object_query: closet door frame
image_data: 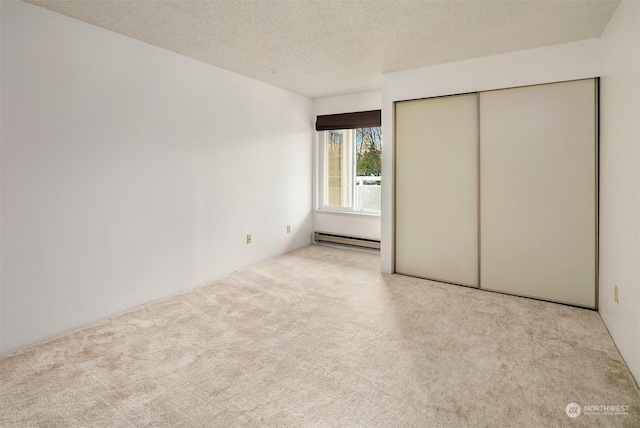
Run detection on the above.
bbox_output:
[393,78,599,309]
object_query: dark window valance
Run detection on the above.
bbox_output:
[315,110,381,131]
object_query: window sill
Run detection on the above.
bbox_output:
[315,209,381,218]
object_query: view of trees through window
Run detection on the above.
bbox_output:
[356,127,382,177]
[323,127,381,212]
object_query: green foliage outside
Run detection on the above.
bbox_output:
[356,127,382,177]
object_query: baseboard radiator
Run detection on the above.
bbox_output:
[313,232,380,250]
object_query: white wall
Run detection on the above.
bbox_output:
[313,91,381,240]
[0,1,312,354]
[381,38,601,273]
[599,0,640,384]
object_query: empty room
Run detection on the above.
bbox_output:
[1,0,639,426]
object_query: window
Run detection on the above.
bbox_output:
[319,126,382,213]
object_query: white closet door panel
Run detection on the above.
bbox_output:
[395,93,478,287]
[480,79,596,307]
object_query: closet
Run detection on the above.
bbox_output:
[394,79,597,308]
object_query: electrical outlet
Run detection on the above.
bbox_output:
[246,234,252,244]
[614,285,618,304]
[286,225,291,233]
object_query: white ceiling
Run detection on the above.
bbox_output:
[24,0,620,98]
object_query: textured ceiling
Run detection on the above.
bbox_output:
[24,0,620,98]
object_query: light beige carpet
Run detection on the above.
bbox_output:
[1,244,638,427]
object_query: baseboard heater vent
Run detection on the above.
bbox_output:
[314,232,380,250]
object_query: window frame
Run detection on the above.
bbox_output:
[316,127,381,215]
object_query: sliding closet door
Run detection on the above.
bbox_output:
[480,79,596,307]
[395,94,478,287]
